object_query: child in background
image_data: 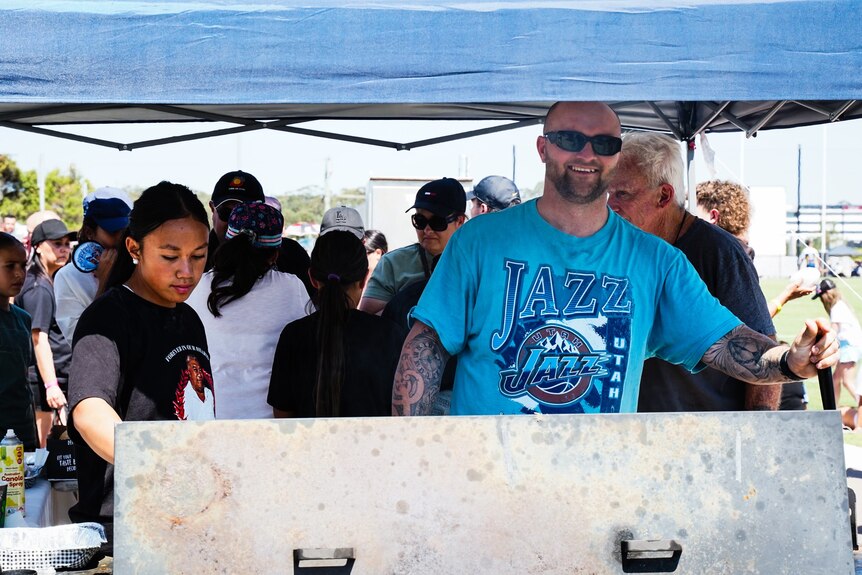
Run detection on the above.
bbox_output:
[812,278,862,406]
[0,232,38,450]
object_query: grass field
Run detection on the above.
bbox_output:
[761,276,862,446]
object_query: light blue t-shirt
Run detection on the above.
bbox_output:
[412,200,741,415]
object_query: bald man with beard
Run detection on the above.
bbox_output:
[391,101,838,417]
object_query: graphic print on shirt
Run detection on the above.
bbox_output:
[168,349,216,420]
[492,259,632,414]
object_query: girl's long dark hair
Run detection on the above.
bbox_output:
[309,231,368,417]
[207,234,277,317]
[106,181,209,290]
[27,242,50,281]
[363,229,388,254]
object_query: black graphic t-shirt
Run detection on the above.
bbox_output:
[67,286,214,547]
[268,309,406,417]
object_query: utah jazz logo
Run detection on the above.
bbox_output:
[499,325,609,407]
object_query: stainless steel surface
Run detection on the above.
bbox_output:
[114,412,853,574]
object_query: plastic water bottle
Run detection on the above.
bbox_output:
[0,429,25,516]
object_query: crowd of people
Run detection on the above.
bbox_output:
[0,100,845,555]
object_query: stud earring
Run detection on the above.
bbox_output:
[132,258,139,265]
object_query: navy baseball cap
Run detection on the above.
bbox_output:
[406,178,467,217]
[212,171,265,208]
[83,187,133,233]
[467,176,521,211]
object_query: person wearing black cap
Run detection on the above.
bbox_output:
[206,170,313,297]
[468,175,521,218]
[14,218,76,446]
[358,177,467,315]
[393,101,839,418]
[813,278,862,405]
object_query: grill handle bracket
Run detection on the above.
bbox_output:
[620,539,682,573]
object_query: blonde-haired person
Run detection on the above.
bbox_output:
[695,179,813,318]
[812,279,862,406]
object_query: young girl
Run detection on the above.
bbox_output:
[14,218,75,446]
[67,181,213,553]
[187,202,309,418]
[0,232,38,450]
[268,230,406,417]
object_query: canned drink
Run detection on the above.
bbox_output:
[72,241,105,273]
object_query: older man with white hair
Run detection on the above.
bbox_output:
[606,131,781,411]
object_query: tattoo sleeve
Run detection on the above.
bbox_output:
[701,324,791,384]
[392,322,450,416]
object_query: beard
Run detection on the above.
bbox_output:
[545,161,608,205]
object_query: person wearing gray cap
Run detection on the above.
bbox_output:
[467,175,521,218]
[358,178,466,315]
[320,206,365,240]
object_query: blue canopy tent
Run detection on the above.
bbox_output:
[2,0,861,154]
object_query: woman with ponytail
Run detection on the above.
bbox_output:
[67,181,213,555]
[186,202,309,418]
[268,230,406,417]
[14,218,75,446]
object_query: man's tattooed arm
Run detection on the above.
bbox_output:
[701,324,789,384]
[392,321,450,416]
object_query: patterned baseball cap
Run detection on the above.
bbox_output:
[224,202,284,249]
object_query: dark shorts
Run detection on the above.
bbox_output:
[28,366,69,412]
[779,381,807,411]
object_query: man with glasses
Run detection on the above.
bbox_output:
[358,178,466,315]
[605,131,780,412]
[206,170,313,296]
[392,101,838,417]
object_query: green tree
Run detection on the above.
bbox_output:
[279,193,325,225]
[0,155,91,227]
[333,187,365,205]
[0,154,39,219]
[43,166,90,228]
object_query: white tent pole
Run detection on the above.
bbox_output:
[686,139,695,210]
[38,153,45,212]
[821,125,828,255]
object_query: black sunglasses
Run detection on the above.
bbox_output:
[216,201,240,222]
[544,130,622,156]
[411,213,460,232]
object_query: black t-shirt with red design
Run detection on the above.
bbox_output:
[67,285,214,551]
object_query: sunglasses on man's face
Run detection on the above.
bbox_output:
[411,213,459,232]
[216,201,240,222]
[544,130,623,156]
